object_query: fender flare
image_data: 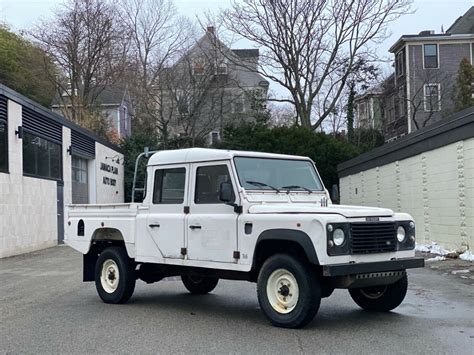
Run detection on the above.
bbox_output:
[253,229,319,266]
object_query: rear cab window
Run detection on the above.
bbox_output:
[153,167,186,204]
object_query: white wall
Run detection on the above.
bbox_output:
[340,138,474,251]
[0,100,58,258]
[95,142,124,204]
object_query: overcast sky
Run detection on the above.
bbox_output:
[0,0,472,96]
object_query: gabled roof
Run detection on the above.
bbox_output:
[446,6,474,34]
[51,84,129,107]
[389,6,474,53]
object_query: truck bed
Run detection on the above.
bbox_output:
[65,203,142,257]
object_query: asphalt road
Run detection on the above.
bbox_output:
[1,246,473,354]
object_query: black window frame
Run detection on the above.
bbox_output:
[194,164,235,204]
[423,44,438,69]
[22,131,63,181]
[0,117,7,174]
[152,167,186,205]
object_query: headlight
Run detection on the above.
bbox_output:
[333,228,345,246]
[397,226,406,242]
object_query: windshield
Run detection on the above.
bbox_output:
[234,157,323,191]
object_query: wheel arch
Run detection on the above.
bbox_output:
[251,229,319,277]
[83,228,130,282]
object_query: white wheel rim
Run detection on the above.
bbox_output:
[266,268,299,314]
[100,259,120,294]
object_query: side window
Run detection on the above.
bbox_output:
[195,164,234,204]
[153,168,186,204]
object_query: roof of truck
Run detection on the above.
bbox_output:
[147,148,310,166]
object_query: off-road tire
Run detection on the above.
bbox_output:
[257,254,321,329]
[181,275,219,294]
[349,275,408,312]
[95,247,136,304]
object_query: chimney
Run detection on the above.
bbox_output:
[206,26,215,34]
[419,30,435,36]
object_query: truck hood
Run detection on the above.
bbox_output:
[247,204,394,218]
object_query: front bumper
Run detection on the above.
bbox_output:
[321,257,425,277]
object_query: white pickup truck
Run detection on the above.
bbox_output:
[65,148,424,328]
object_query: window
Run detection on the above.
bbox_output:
[0,118,7,173]
[423,44,438,69]
[215,58,228,75]
[398,85,405,117]
[176,90,189,116]
[195,165,234,204]
[193,59,205,75]
[395,50,404,77]
[210,131,220,145]
[424,84,441,112]
[72,156,88,184]
[232,95,245,114]
[153,168,186,204]
[23,132,62,180]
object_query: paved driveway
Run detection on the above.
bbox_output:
[1,246,473,354]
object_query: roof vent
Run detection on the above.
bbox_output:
[419,30,435,35]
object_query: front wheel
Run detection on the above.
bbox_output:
[257,254,321,328]
[181,275,219,294]
[349,275,408,312]
[95,247,136,304]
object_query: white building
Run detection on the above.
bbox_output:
[0,84,125,258]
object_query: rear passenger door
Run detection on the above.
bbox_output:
[186,161,239,263]
[146,165,188,259]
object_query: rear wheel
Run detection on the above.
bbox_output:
[95,247,136,304]
[349,275,408,312]
[257,254,321,328]
[181,275,219,294]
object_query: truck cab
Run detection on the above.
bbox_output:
[65,148,424,328]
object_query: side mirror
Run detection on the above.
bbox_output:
[219,182,234,203]
[331,184,340,204]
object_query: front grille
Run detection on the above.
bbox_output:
[350,222,397,254]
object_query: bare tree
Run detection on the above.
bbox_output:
[219,0,411,130]
[31,0,128,128]
[118,0,192,135]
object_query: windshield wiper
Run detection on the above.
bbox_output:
[246,180,280,192]
[282,185,313,194]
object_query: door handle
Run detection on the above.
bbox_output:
[149,224,160,228]
[189,225,202,230]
